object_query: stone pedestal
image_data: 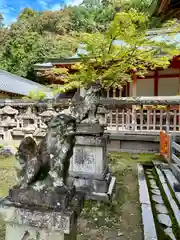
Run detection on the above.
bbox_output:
[0,188,84,240]
[5,223,76,240]
[69,123,116,201]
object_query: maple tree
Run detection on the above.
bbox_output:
[51,10,180,93]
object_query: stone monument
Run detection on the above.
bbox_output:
[67,83,116,201]
[1,110,85,240]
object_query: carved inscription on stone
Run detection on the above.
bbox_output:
[70,146,104,174]
[72,147,95,173]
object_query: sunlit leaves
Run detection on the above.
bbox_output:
[60,9,180,92]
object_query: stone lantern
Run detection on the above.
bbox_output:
[39,105,57,128]
[0,106,18,142]
[16,107,39,137]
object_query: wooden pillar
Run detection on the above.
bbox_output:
[132,72,137,130]
[132,72,137,97]
[154,70,159,96]
[127,83,130,97]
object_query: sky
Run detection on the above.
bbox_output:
[0,0,83,25]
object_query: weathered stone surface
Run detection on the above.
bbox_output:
[155,167,166,183]
[164,228,176,240]
[155,204,168,214]
[75,135,107,147]
[152,195,164,204]
[148,175,155,179]
[141,204,157,240]
[76,123,104,135]
[149,179,157,186]
[170,163,180,183]
[8,186,75,210]
[3,192,84,235]
[156,167,180,226]
[157,214,172,227]
[92,176,111,193]
[70,144,106,178]
[14,113,77,192]
[5,207,72,234]
[151,189,161,195]
[163,169,180,205]
[5,223,77,240]
[150,185,159,190]
[69,122,116,201]
[71,174,116,201]
[137,165,151,204]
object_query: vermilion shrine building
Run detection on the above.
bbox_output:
[34,54,180,99]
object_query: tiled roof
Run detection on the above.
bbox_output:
[0,70,53,99]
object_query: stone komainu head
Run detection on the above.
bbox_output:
[47,113,77,141]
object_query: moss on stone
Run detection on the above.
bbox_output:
[152,167,180,240]
[144,167,171,240]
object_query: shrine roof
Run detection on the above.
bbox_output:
[0,70,53,99]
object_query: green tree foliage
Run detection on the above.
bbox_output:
[0,13,8,59]
[70,0,115,32]
[0,8,78,79]
[117,0,153,12]
[0,2,116,79]
[56,10,180,91]
[23,90,46,100]
[0,0,176,81]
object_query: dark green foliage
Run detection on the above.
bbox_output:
[58,10,180,92]
[0,0,177,81]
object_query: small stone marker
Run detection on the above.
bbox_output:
[157,214,172,227]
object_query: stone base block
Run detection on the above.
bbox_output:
[1,191,85,240]
[8,186,75,210]
[70,174,116,202]
[5,223,77,240]
[69,166,109,181]
[76,123,104,135]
